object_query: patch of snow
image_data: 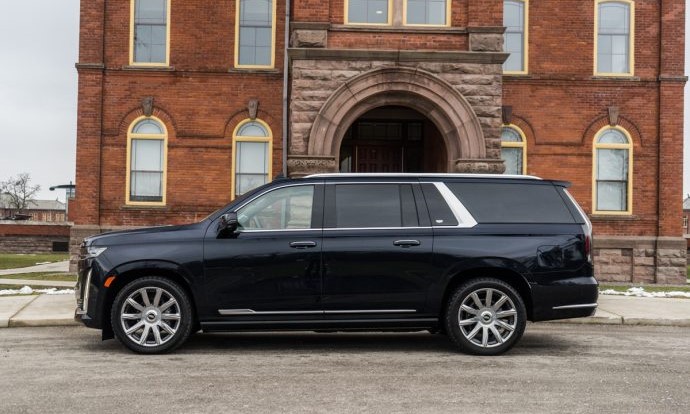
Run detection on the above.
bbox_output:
[0,286,74,296]
[34,262,51,265]
[600,287,690,299]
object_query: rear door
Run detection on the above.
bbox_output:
[321,181,435,318]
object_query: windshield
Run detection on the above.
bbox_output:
[201,181,287,222]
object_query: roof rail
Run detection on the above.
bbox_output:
[305,173,542,180]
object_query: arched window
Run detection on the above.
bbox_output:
[501,125,527,175]
[232,119,273,198]
[593,127,633,214]
[126,117,168,205]
[503,0,529,74]
[595,0,634,76]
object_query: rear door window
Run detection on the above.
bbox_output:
[446,182,576,224]
[327,184,418,228]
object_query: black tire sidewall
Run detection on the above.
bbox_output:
[445,278,527,356]
[111,277,194,354]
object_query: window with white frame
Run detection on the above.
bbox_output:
[132,0,169,65]
[503,0,527,73]
[128,118,167,204]
[596,1,633,75]
[233,120,272,197]
[501,126,526,175]
[236,0,275,67]
[405,0,448,26]
[594,128,632,213]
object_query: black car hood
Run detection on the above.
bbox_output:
[85,222,205,246]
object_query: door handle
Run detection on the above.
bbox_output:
[393,240,421,248]
[290,241,317,249]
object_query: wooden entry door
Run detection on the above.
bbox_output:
[356,146,402,172]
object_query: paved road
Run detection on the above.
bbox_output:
[0,324,688,413]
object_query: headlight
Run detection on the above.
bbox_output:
[86,246,107,258]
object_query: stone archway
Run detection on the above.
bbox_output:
[288,67,503,176]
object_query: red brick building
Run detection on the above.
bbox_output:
[72,0,686,283]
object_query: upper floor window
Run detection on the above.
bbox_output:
[596,0,634,76]
[130,0,170,66]
[503,0,528,74]
[127,117,168,205]
[593,127,632,214]
[235,0,276,68]
[346,0,392,25]
[232,120,273,198]
[405,0,449,26]
[501,126,527,175]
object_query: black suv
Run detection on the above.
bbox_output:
[75,174,597,355]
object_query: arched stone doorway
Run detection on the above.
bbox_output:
[339,106,447,173]
[287,67,505,176]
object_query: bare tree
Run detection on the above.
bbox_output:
[1,173,41,216]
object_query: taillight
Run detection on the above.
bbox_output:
[583,226,592,263]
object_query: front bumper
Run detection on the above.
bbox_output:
[74,258,105,329]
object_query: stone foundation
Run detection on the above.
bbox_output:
[593,236,687,284]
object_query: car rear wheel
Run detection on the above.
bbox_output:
[111,277,193,354]
[445,278,526,356]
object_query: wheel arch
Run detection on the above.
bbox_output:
[440,266,534,325]
[100,261,199,340]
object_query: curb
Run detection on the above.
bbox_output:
[9,318,79,328]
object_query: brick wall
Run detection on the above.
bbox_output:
[0,221,71,254]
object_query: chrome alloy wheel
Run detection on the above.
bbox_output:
[119,287,181,347]
[457,288,518,348]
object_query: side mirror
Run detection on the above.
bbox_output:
[218,212,239,237]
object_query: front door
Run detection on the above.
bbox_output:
[321,182,435,319]
[202,184,323,320]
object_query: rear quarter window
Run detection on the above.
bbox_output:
[446,182,576,224]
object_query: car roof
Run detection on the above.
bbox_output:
[305,173,542,180]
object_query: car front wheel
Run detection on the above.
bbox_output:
[111,277,193,354]
[445,278,527,356]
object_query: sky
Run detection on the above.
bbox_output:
[0,1,689,203]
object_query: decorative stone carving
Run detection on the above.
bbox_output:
[453,159,506,174]
[287,155,337,177]
[502,106,513,125]
[608,106,620,126]
[248,99,259,120]
[290,29,327,48]
[141,96,154,117]
[469,33,504,52]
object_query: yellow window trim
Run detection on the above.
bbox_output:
[501,124,527,175]
[129,0,172,67]
[502,0,529,76]
[592,125,633,215]
[125,116,168,207]
[593,0,635,77]
[234,0,278,69]
[344,0,393,26]
[231,119,274,200]
[402,0,451,27]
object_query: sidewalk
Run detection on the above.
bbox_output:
[0,260,70,276]
[0,278,75,288]
[0,294,688,329]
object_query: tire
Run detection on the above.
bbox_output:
[444,278,527,356]
[111,277,194,354]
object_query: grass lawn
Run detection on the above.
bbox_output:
[599,284,690,294]
[0,253,69,270]
[0,272,77,282]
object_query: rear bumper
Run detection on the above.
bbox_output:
[530,276,599,322]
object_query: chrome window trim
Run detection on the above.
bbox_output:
[219,309,417,316]
[552,303,598,310]
[432,182,478,228]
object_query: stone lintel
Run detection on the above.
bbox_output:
[287,155,337,177]
[288,48,509,64]
[290,29,328,48]
[453,159,505,174]
[328,24,468,35]
[593,236,687,250]
[469,33,504,52]
[291,22,330,31]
